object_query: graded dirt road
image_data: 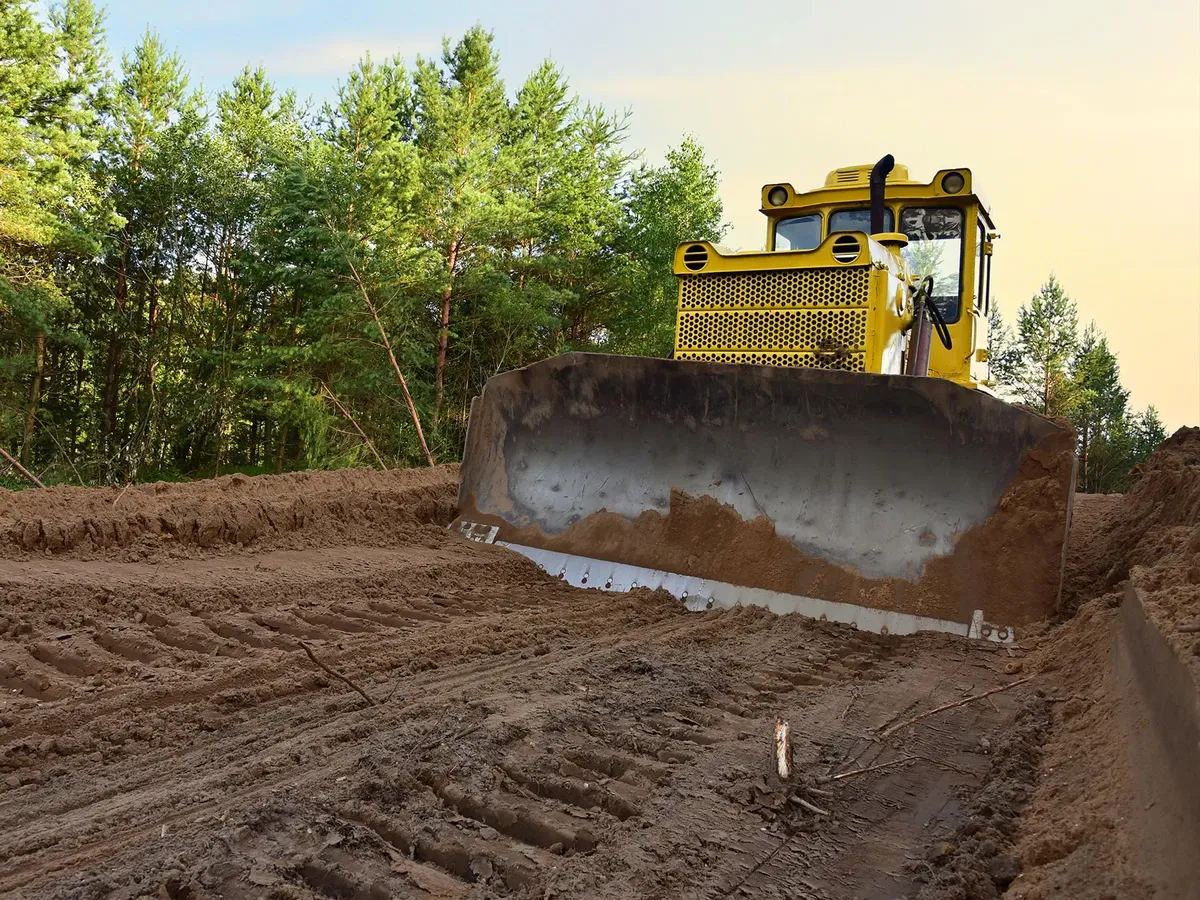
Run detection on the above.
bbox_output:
[0,466,1046,899]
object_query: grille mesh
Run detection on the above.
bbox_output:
[674,350,865,372]
[677,308,867,352]
[678,267,869,310]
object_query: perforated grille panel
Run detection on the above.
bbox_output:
[674,263,871,371]
[678,267,869,310]
[677,308,867,352]
[675,350,865,372]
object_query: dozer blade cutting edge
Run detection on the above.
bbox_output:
[452,353,1077,642]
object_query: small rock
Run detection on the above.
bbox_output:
[989,853,1021,888]
[925,841,954,862]
[469,856,494,880]
[548,842,565,855]
[575,828,597,852]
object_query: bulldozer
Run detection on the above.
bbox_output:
[452,156,1077,642]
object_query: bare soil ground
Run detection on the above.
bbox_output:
[1,431,1196,899]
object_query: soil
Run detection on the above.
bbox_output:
[1,428,1196,899]
[2,465,1043,899]
[462,430,1076,628]
[1007,427,1200,900]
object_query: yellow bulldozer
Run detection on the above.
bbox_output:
[453,156,1077,642]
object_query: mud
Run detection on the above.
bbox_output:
[1,424,1196,899]
[1,465,1047,899]
[463,429,1076,628]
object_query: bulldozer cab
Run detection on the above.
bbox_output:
[754,164,996,388]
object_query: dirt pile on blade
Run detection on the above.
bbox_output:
[0,464,459,559]
[473,428,1076,626]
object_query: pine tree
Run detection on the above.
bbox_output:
[609,137,726,356]
[0,0,110,469]
[1012,275,1079,416]
[1125,406,1167,472]
[92,29,189,477]
[985,300,1021,389]
[1070,323,1129,491]
[412,27,515,424]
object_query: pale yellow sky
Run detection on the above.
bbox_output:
[133,0,1200,428]
[574,1,1200,429]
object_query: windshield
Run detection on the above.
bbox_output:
[900,207,964,323]
[775,214,821,251]
[830,207,893,234]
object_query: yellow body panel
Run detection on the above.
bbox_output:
[673,235,911,375]
[674,163,996,390]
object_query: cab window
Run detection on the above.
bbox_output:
[775,213,821,251]
[900,207,964,323]
[830,207,893,234]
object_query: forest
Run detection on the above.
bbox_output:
[0,0,1164,492]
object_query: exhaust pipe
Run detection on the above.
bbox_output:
[869,154,895,235]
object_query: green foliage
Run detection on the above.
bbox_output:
[1011,275,1079,417]
[988,278,1167,493]
[607,137,727,357]
[985,300,1021,387]
[0,19,726,484]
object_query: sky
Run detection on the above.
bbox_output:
[100,0,1200,429]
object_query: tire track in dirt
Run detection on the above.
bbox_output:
[0,467,1037,899]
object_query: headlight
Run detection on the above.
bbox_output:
[767,186,788,207]
[941,172,965,194]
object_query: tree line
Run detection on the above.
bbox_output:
[1,1,1166,492]
[1,2,725,483]
[988,276,1166,493]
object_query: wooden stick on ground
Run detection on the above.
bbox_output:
[789,795,829,816]
[877,676,1035,739]
[819,755,921,784]
[298,641,376,706]
[0,447,46,488]
[320,381,388,471]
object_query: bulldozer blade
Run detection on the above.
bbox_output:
[454,353,1077,639]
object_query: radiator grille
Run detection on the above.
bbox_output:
[678,266,869,310]
[674,350,865,372]
[677,308,868,352]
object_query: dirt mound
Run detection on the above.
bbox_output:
[1008,427,1200,899]
[1061,426,1200,678]
[0,465,459,559]
[1066,427,1200,601]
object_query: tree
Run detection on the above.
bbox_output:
[91,28,189,477]
[1011,275,1079,416]
[1087,406,1168,493]
[412,26,516,424]
[607,137,726,356]
[1125,406,1167,471]
[0,0,111,468]
[985,300,1021,389]
[1070,323,1129,492]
